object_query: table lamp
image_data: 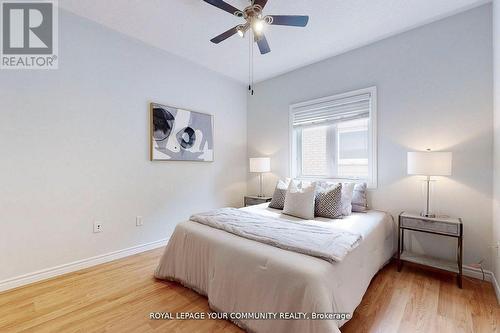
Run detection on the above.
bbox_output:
[407,150,452,218]
[249,157,271,197]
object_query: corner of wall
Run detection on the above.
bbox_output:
[493,0,500,293]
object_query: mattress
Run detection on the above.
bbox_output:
[155,203,395,333]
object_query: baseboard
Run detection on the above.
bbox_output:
[462,265,492,281]
[463,265,500,304]
[0,238,168,293]
[490,271,500,305]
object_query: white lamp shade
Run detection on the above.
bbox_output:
[407,151,452,176]
[249,157,271,173]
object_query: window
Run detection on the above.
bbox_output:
[290,87,377,188]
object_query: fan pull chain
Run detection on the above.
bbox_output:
[252,33,255,95]
[248,29,254,96]
[251,36,254,96]
[248,29,252,94]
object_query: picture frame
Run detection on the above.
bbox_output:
[150,102,214,162]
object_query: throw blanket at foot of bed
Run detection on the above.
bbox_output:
[190,208,362,263]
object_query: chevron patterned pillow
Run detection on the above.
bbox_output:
[314,183,343,219]
[269,179,289,210]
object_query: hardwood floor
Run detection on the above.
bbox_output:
[342,263,499,333]
[0,247,498,333]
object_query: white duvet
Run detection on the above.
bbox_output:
[155,204,395,333]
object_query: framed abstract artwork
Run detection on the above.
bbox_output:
[150,103,214,161]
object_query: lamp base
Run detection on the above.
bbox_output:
[421,176,435,218]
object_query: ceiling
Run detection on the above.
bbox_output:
[59,0,489,83]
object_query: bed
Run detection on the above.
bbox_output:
[155,203,395,333]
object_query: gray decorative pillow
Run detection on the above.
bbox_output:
[315,183,343,219]
[352,183,368,212]
[268,179,289,210]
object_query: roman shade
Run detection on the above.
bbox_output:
[292,93,371,127]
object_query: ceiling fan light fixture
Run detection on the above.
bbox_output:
[203,0,309,94]
[237,26,245,37]
[253,19,264,34]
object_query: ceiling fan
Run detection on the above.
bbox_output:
[204,0,309,55]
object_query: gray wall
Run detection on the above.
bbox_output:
[494,0,500,281]
[0,10,247,281]
[248,5,493,268]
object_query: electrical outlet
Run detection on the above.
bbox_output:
[93,221,103,233]
[136,216,143,226]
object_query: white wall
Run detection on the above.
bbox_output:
[0,10,247,282]
[493,0,500,280]
[248,5,493,268]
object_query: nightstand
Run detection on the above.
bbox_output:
[244,196,272,207]
[397,212,463,288]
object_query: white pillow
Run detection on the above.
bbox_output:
[268,178,301,210]
[283,181,317,220]
[341,183,355,216]
[352,182,368,212]
[317,181,355,216]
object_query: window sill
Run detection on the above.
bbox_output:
[295,176,377,189]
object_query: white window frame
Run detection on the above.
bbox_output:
[289,87,378,188]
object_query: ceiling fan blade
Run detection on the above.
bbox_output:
[203,0,241,16]
[256,34,271,54]
[253,0,268,9]
[210,26,239,44]
[268,15,309,27]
